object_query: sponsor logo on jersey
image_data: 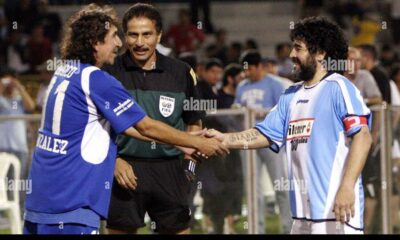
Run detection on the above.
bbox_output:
[287,118,314,140]
[113,99,134,116]
[159,95,175,117]
[287,118,315,151]
[296,99,309,104]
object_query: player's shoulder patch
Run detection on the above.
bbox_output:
[189,68,197,86]
[284,81,302,94]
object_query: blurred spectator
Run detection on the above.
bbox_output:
[358,43,394,234]
[216,64,245,234]
[0,6,7,40]
[0,69,35,213]
[350,12,381,46]
[328,1,364,29]
[190,0,214,34]
[204,44,217,59]
[393,65,400,90]
[26,22,53,72]
[300,0,323,18]
[198,63,245,234]
[165,8,205,55]
[37,0,62,53]
[0,7,7,66]
[275,42,294,80]
[218,63,244,108]
[261,57,293,90]
[195,58,207,81]
[235,50,284,109]
[226,42,242,65]
[195,58,225,233]
[205,29,228,65]
[388,64,400,234]
[380,44,400,75]
[4,0,39,34]
[197,58,223,97]
[345,48,382,182]
[178,51,197,70]
[234,50,292,233]
[6,29,29,74]
[345,47,382,106]
[358,44,392,104]
[35,61,53,112]
[389,0,400,45]
[244,38,258,51]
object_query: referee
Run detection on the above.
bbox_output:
[103,3,205,234]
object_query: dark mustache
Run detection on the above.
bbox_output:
[133,47,149,51]
[292,57,300,64]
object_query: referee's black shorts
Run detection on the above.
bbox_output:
[106,156,192,232]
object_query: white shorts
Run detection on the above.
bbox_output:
[290,219,363,234]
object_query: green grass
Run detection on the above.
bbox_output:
[0,229,10,234]
[126,214,282,234]
[0,214,282,235]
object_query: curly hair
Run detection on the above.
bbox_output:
[60,4,119,65]
[290,17,348,66]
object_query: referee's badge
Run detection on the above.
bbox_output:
[159,95,175,117]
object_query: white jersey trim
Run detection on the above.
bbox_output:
[80,66,111,165]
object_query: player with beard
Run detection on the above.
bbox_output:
[205,17,372,234]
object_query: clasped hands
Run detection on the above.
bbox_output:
[178,128,227,163]
[114,128,227,190]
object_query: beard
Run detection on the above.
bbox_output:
[292,55,317,82]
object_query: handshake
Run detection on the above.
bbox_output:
[178,128,227,182]
[178,128,228,163]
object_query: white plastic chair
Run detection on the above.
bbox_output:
[0,152,22,234]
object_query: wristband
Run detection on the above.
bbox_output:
[184,159,197,182]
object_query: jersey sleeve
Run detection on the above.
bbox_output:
[182,67,206,124]
[333,79,371,137]
[254,93,288,153]
[273,80,285,106]
[89,70,146,134]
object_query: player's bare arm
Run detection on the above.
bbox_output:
[126,116,229,157]
[117,120,211,190]
[334,126,372,223]
[123,125,206,156]
[206,128,270,149]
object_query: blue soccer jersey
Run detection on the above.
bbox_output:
[25,63,146,226]
[255,72,371,230]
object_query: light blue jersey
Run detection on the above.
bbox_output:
[25,63,146,227]
[234,75,284,110]
[255,72,371,230]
